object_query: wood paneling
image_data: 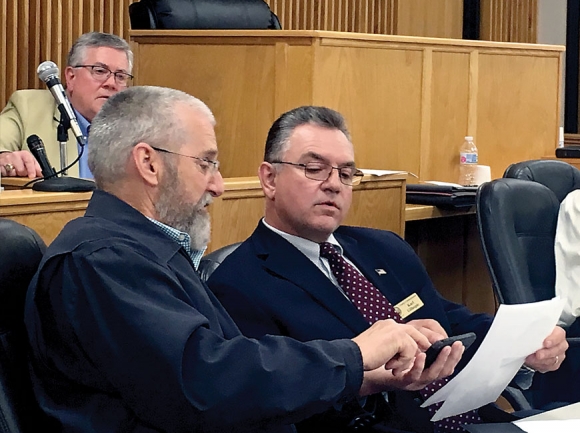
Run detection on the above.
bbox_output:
[265,0,397,34]
[265,0,463,38]
[0,0,137,107]
[396,0,463,39]
[1,0,540,107]
[0,189,91,244]
[132,31,563,182]
[480,0,538,43]
[208,175,406,252]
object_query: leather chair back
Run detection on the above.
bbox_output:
[198,243,241,282]
[129,0,281,30]
[504,159,580,203]
[476,178,559,305]
[0,219,50,432]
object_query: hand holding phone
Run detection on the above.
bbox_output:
[424,332,476,368]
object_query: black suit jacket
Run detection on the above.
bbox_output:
[208,222,495,432]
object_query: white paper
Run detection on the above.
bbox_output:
[421,297,565,422]
[514,420,580,433]
[359,169,417,178]
[423,180,464,188]
[515,401,580,422]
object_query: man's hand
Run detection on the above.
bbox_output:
[0,150,42,178]
[525,326,568,373]
[352,319,430,376]
[359,339,464,396]
[407,318,448,343]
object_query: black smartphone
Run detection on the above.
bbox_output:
[424,332,477,368]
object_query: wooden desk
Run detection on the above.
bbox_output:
[405,205,495,316]
[2,174,406,249]
[1,175,493,314]
[1,177,32,190]
[131,30,563,182]
[208,174,406,252]
[0,189,92,244]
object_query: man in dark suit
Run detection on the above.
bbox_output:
[207,106,569,433]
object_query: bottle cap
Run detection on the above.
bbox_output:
[465,136,473,141]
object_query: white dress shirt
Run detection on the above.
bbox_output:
[555,189,580,326]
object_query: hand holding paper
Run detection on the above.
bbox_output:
[421,297,565,421]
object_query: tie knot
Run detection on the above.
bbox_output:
[319,242,339,260]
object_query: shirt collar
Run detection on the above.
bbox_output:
[73,108,91,137]
[146,217,206,269]
[261,218,342,259]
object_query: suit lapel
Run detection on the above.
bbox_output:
[252,223,369,333]
[336,231,410,309]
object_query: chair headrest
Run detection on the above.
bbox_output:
[130,0,281,30]
[198,242,241,282]
[504,159,580,202]
[0,219,46,331]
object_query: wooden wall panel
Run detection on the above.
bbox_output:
[396,0,464,39]
[265,0,464,37]
[0,0,137,107]
[132,31,563,182]
[480,0,537,43]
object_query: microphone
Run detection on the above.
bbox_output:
[37,61,87,147]
[25,134,95,193]
[27,135,57,178]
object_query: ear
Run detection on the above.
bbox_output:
[64,66,76,90]
[258,162,277,200]
[132,143,161,187]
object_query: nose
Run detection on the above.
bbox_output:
[321,167,342,191]
[102,73,119,90]
[207,170,224,197]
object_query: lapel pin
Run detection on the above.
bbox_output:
[375,269,387,275]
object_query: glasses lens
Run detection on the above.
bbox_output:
[303,163,331,181]
[91,66,109,78]
[114,73,131,85]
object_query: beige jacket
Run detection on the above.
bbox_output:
[0,89,80,177]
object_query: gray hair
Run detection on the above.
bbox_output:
[88,86,215,188]
[67,32,134,72]
[264,106,351,162]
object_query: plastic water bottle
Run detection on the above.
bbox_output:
[458,136,478,186]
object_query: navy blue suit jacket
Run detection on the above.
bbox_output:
[208,222,495,431]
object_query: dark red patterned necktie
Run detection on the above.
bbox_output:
[319,242,482,432]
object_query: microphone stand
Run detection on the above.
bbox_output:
[57,109,70,175]
[30,109,95,192]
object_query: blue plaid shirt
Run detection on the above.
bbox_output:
[147,217,206,269]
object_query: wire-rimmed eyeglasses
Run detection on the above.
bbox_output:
[73,64,133,86]
[272,161,364,186]
[151,146,220,175]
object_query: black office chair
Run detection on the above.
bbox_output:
[0,219,54,432]
[504,159,580,202]
[129,0,281,30]
[199,242,242,282]
[477,179,580,408]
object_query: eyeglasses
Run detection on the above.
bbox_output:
[272,161,364,186]
[151,146,220,175]
[73,64,133,86]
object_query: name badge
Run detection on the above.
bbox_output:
[394,293,424,319]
